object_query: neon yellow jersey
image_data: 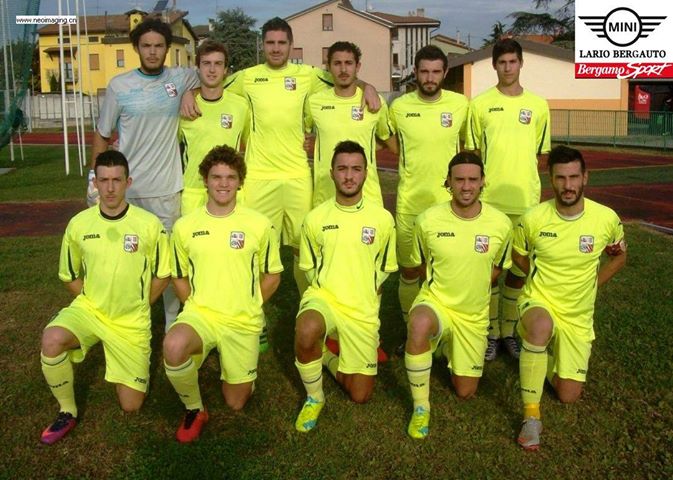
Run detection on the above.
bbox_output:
[59,205,170,328]
[389,90,468,215]
[466,87,551,215]
[179,91,249,190]
[299,198,397,323]
[171,206,283,332]
[305,88,391,206]
[223,63,332,180]
[513,199,625,338]
[411,202,512,322]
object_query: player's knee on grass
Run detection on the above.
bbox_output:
[400,266,420,281]
[554,377,584,404]
[452,375,479,400]
[116,385,145,413]
[521,308,553,346]
[294,311,326,359]
[342,374,375,404]
[41,326,79,357]
[504,270,526,289]
[163,324,200,366]
[222,382,253,411]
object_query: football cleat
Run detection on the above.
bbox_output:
[503,336,521,359]
[407,406,430,439]
[518,417,543,451]
[176,408,208,443]
[484,337,499,361]
[295,396,324,432]
[41,412,77,445]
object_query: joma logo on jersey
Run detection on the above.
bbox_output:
[192,230,210,238]
[321,105,335,111]
[436,232,455,238]
[440,112,453,128]
[164,82,178,97]
[134,376,147,384]
[247,368,257,375]
[230,231,245,249]
[361,227,376,245]
[579,235,594,253]
[351,106,364,121]
[406,112,421,118]
[220,114,233,129]
[540,231,558,237]
[489,107,504,113]
[254,77,268,83]
[322,224,339,232]
[475,235,490,253]
[83,233,100,241]
[519,109,533,124]
[123,234,139,253]
[284,77,296,90]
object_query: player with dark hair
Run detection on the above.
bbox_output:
[293,140,397,432]
[164,145,282,443]
[179,39,249,215]
[388,44,469,327]
[404,152,512,439]
[306,40,391,207]
[466,38,551,360]
[513,145,626,450]
[90,17,199,330]
[40,151,169,444]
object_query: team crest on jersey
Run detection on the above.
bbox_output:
[351,106,364,121]
[230,231,245,249]
[440,112,453,128]
[519,109,532,125]
[284,77,296,91]
[474,235,490,253]
[361,227,376,245]
[123,234,139,253]
[221,114,233,129]
[579,235,594,253]
[164,82,178,97]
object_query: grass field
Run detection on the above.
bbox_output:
[1,146,672,478]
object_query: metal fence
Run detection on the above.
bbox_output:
[551,110,673,150]
[19,92,99,129]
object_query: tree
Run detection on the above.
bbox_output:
[483,21,506,47]
[509,0,574,43]
[208,8,259,72]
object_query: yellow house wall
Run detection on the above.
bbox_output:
[288,6,391,91]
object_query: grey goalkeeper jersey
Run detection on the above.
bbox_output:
[97,67,199,198]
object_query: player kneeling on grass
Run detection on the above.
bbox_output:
[294,140,397,432]
[404,152,513,439]
[513,145,626,451]
[163,145,282,443]
[40,151,170,445]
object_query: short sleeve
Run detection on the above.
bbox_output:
[97,86,121,138]
[536,100,551,155]
[465,101,482,151]
[259,223,284,274]
[170,220,189,278]
[151,220,171,279]
[379,214,398,273]
[494,219,513,270]
[375,98,392,141]
[58,220,80,282]
[512,214,531,257]
[299,218,319,272]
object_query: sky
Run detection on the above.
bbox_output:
[41,0,569,46]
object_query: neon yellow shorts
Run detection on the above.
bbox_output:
[518,299,593,382]
[181,187,207,217]
[241,177,312,248]
[46,299,151,393]
[395,212,417,268]
[173,304,259,384]
[298,288,378,376]
[412,291,488,378]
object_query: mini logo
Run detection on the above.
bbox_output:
[351,106,364,121]
[579,235,594,253]
[221,114,233,129]
[230,231,245,249]
[519,109,532,125]
[164,82,178,97]
[124,234,139,253]
[579,7,666,47]
[361,227,376,245]
[440,112,453,128]
[475,235,489,253]
[284,77,296,90]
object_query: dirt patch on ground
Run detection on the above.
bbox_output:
[0,200,86,237]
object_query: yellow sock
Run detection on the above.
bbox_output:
[524,403,541,419]
[501,285,522,338]
[405,351,432,410]
[398,276,420,324]
[41,352,77,417]
[293,255,309,297]
[488,285,500,339]
[295,357,324,402]
[165,358,203,410]
[322,349,339,378]
[520,339,547,413]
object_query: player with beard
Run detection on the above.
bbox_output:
[403,152,512,439]
[90,18,199,330]
[512,146,626,450]
[466,38,551,360]
[293,141,397,432]
[387,45,469,327]
[305,41,392,207]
